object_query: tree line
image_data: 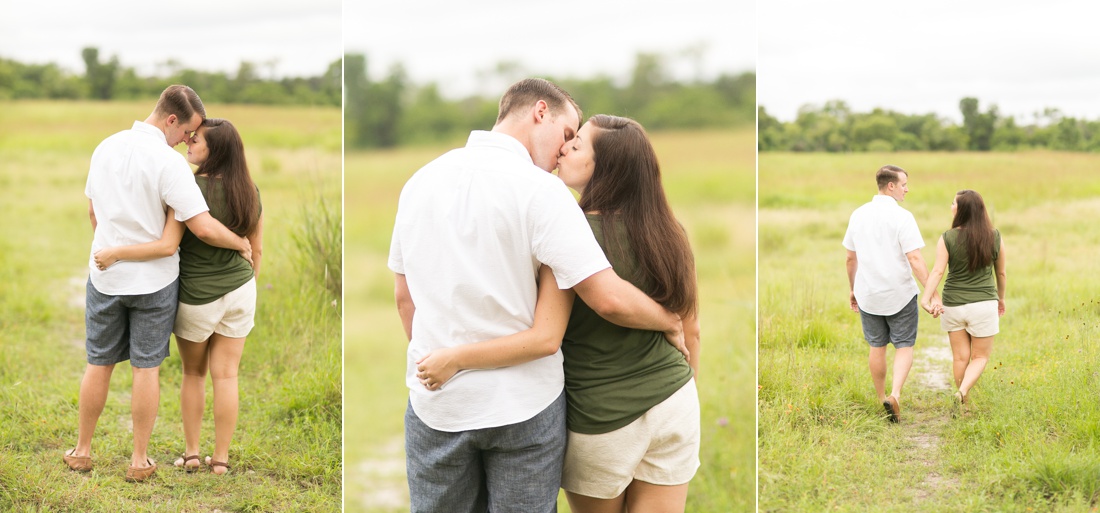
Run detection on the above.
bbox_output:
[345,52,756,149]
[0,48,341,107]
[759,98,1100,152]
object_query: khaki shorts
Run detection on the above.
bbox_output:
[561,378,700,499]
[941,299,999,338]
[174,278,256,342]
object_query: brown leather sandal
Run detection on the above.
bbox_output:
[174,454,201,473]
[63,449,92,472]
[205,456,230,475]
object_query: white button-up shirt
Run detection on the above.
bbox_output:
[842,194,925,316]
[85,121,209,295]
[389,130,611,432]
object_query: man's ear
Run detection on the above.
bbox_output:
[166,114,179,126]
[532,100,549,123]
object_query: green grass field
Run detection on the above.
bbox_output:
[759,151,1100,512]
[344,128,756,512]
[0,100,342,512]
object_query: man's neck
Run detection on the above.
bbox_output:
[142,114,170,140]
[491,121,534,159]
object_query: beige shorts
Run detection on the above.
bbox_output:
[561,378,700,499]
[174,278,256,342]
[941,299,999,338]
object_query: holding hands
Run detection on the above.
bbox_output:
[922,297,943,318]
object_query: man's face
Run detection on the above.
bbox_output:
[166,113,203,147]
[887,173,909,202]
[532,103,579,172]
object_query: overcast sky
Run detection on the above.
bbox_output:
[759,0,1100,123]
[345,0,756,99]
[0,1,341,78]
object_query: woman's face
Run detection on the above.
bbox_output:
[556,121,597,193]
[951,195,958,219]
[186,127,210,166]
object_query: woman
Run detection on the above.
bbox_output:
[416,114,701,511]
[94,118,263,475]
[921,189,1006,407]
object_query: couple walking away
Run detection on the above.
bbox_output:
[844,165,1007,423]
[390,78,702,512]
[64,85,263,481]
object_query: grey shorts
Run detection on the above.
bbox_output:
[859,294,918,348]
[405,391,566,513]
[85,278,179,368]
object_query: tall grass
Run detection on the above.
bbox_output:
[760,151,1100,512]
[343,129,756,512]
[293,192,342,299]
[0,100,341,512]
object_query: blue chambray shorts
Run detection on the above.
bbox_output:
[85,278,178,368]
[859,294,919,348]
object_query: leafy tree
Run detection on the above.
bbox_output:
[960,97,997,151]
[850,111,900,151]
[82,47,119,100]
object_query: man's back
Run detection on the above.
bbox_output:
[389,130,608,431]
[86,121,206,295]
[843,195,924,315]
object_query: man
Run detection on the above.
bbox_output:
[64,85,251,482]
[389,78,684,512]
[843,165,936,423]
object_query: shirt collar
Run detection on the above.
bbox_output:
[466,130,534,166]
[132,121,168,145]
[872,194,899,205]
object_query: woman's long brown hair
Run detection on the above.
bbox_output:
[951,189,995,272]
[579,115,697,318]
[195,118,259,236]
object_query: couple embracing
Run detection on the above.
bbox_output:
[63,85,263,481]
[390,78,703,512]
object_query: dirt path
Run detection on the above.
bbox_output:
[353,436,409,509]
[67,270,87,350]
[905,333,960,503]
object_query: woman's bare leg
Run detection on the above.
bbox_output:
[565,490,626,513]
[624,480,689,513]
[208,333,246,474]
[176,336,209,469]
[959,335,993,398]
[948,330,972,389]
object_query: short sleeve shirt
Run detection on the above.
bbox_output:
[388,130,611,432]
[941,228,1000,306]
[562,215,694,434]
[842,195,925,316]
[178,176,261,305]
[85,121,209,295]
